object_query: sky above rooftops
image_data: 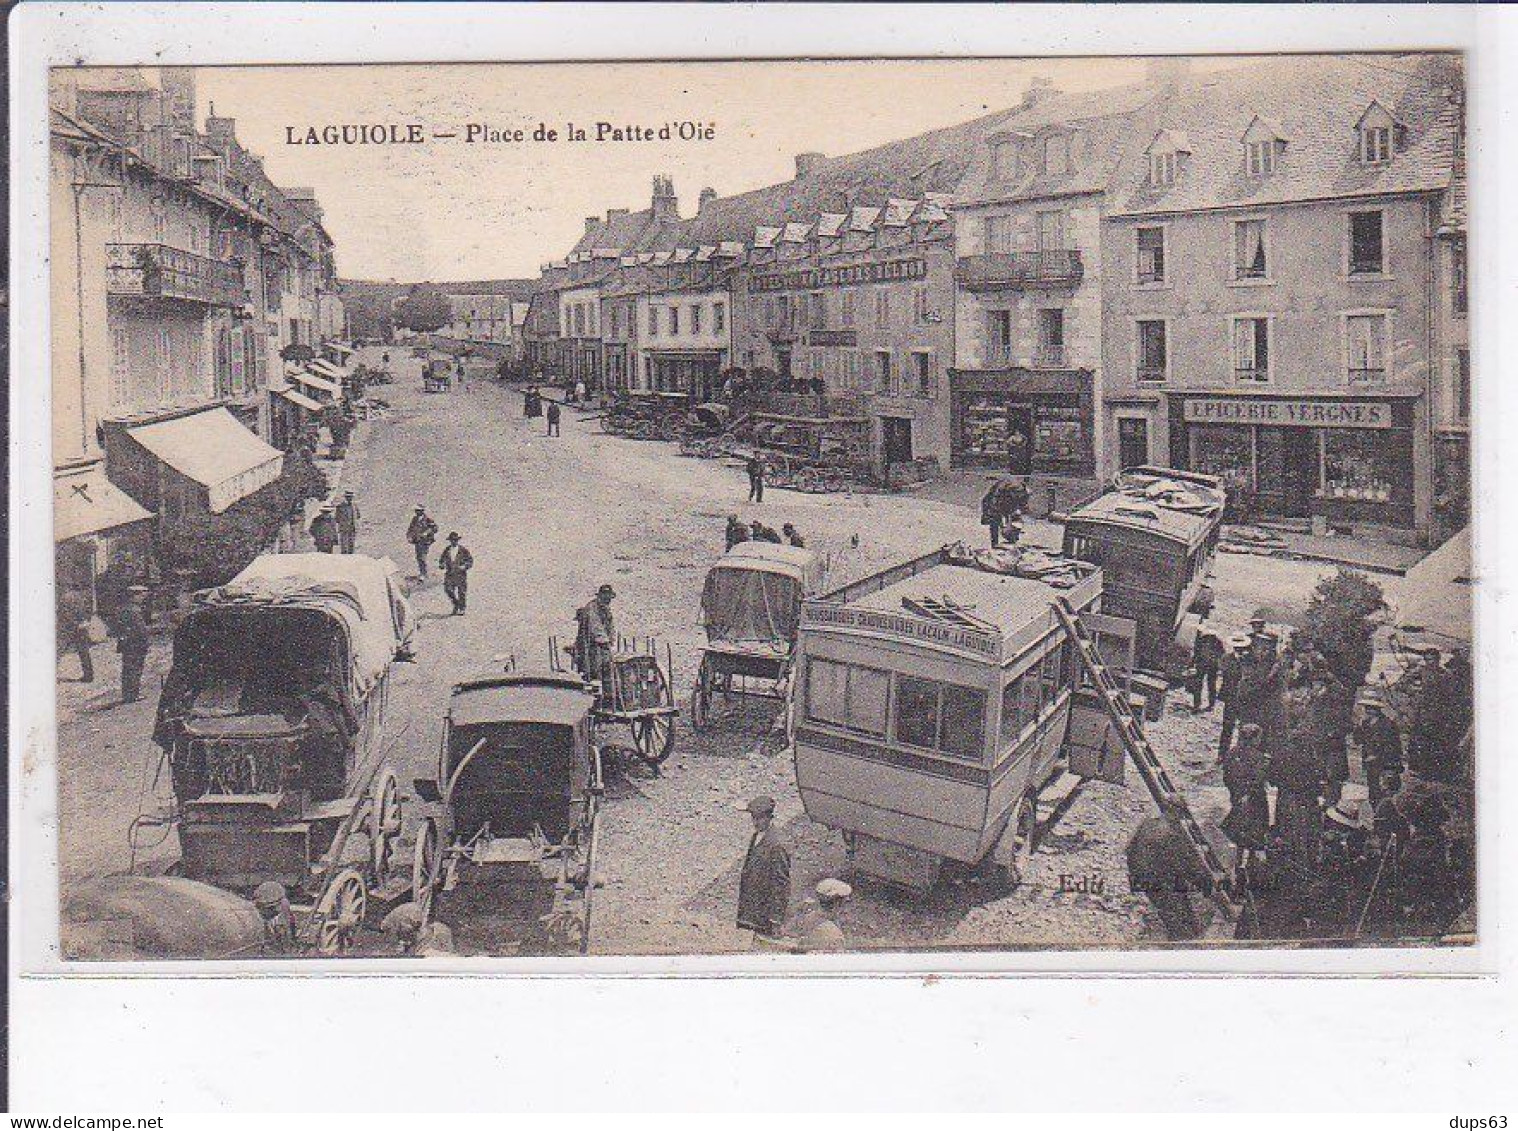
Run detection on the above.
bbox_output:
[180,57,1272,279]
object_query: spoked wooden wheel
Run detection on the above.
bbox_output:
[315,868,369,955]
[630,714,676,766]
[412,818,439,916]
[368,769,402,884]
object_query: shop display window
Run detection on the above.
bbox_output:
[1319,430,1398,503]
[1034,417,1083,462]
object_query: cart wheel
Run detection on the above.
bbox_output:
[368,769,401,884]
[630,715,675,766]
[988,795,1038,895]
[314,867,368,955]
[412,818,439,914]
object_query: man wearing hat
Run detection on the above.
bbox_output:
[406,504,439,578]
[439,532,474,615]
[112,585,151,704]
[724,515,749,551]
[309,502,340,554]
[334,489,361,554]
[1216,632,1252,761]
[1189,619,1224,714]
[795,878,850,952]
[738,795,791,940]
[253,881,297,955]
[1356,693,1404,806]
[574,584,617,683]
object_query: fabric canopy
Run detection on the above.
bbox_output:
[127,408,283,514]
[308,358,345,379]
[1392,526,1471,647]
[701,567,802,649]
[54,464,154,543]
[277,387,323,413]
[289,369,341,398]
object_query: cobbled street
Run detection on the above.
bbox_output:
[56,346,1375,954]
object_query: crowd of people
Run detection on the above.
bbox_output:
[1132,614,1475,943]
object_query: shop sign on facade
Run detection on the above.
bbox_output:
[751,258,927,293]
[1183,398,1391,429]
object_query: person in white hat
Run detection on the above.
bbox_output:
[795,878,851,953]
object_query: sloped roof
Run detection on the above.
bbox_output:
[1108,53,1461,217]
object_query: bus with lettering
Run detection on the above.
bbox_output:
[791,543,1122,891]
[1061,466,1226,673]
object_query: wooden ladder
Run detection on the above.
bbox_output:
[1053,597,1236,904]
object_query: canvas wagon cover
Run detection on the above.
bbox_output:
[198,553,413,695]
[702,544,823,650]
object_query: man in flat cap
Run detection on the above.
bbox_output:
[737,795,791,940]
[796,878,851,953]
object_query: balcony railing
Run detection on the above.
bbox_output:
[956,250,1084,290]
[107,244,248,307]
[1033,344,1067,369]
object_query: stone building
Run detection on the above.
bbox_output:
[1099,54,1463,542]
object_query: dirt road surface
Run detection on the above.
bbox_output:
[56,347,1350,955]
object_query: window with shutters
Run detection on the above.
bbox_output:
[874,289,890,329]
[1345,313,1389,384]
[987,309,1012,365]
[840,291,855,327]
[1232,316,1271,382]
[874,350,893,395]
[111,327,131,408]
[983,213,1013,255]
[912,351,934,397]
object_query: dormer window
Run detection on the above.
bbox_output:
[991,140,1021,181]
[1150,151,1178,188]
[1356,102,1400,165]
[1360,125,1391,164]
[1242,117,1285,178]
[1042,133,1072,176]
[1146,130,1190,189]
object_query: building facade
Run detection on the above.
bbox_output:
[1100,56,1462,540]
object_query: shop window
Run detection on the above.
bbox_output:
[1136,226,1165,284]
[983,214,1013,255]
[1232,317,1270,382]
[1320,430,1397,504]
[1349,211,1385,275]
[1234,219,1268,280]
[1455,349,1471,421]
[1036,308,1065,368]
[1034,411,1085,465]
[1137,320,1167,383]
[1345,314,1388,383]
[987,309,1013,364]
[1190,424,1255,487]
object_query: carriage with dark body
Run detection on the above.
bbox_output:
[1061,466,1226,674]
[151,554,415,953]
[410,671,604,955]
[691,542,826,731]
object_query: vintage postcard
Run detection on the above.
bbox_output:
[43,51,1476,964]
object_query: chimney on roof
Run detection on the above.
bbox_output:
[1022,76,1057,109]
[158,66,196,133]
[794,152,825,180]
[585,216,600,234]
[698,187,717,213]
[651,174,679,222]
[1145,57,1192,87]
[206,115,237,145]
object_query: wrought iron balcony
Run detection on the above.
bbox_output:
[956,249,1084,290]
[106,244,248,307]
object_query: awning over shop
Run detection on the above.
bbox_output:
[126,408,284,514]
[308,358,346,379]
[289,369,342,399]
[1392,526,1471,647]
[54,464,154,543]
[277,387,323,413]
[326,342,355,356]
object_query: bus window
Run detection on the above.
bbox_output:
[1000,676,1025,748]
[894,676,940,749]
[940,684,987,759]
[1039,646,1063,704]
[1019,663,1043,730]
[807,658,890,737]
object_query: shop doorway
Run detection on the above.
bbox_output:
[1254,427,1315,517]
[1118,417,1150,470]
[1005,406,1033,475]
[882,416,914,465]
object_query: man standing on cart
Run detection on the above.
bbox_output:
[574,584,617,684]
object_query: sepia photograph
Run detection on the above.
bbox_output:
[42,49,1476,963]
